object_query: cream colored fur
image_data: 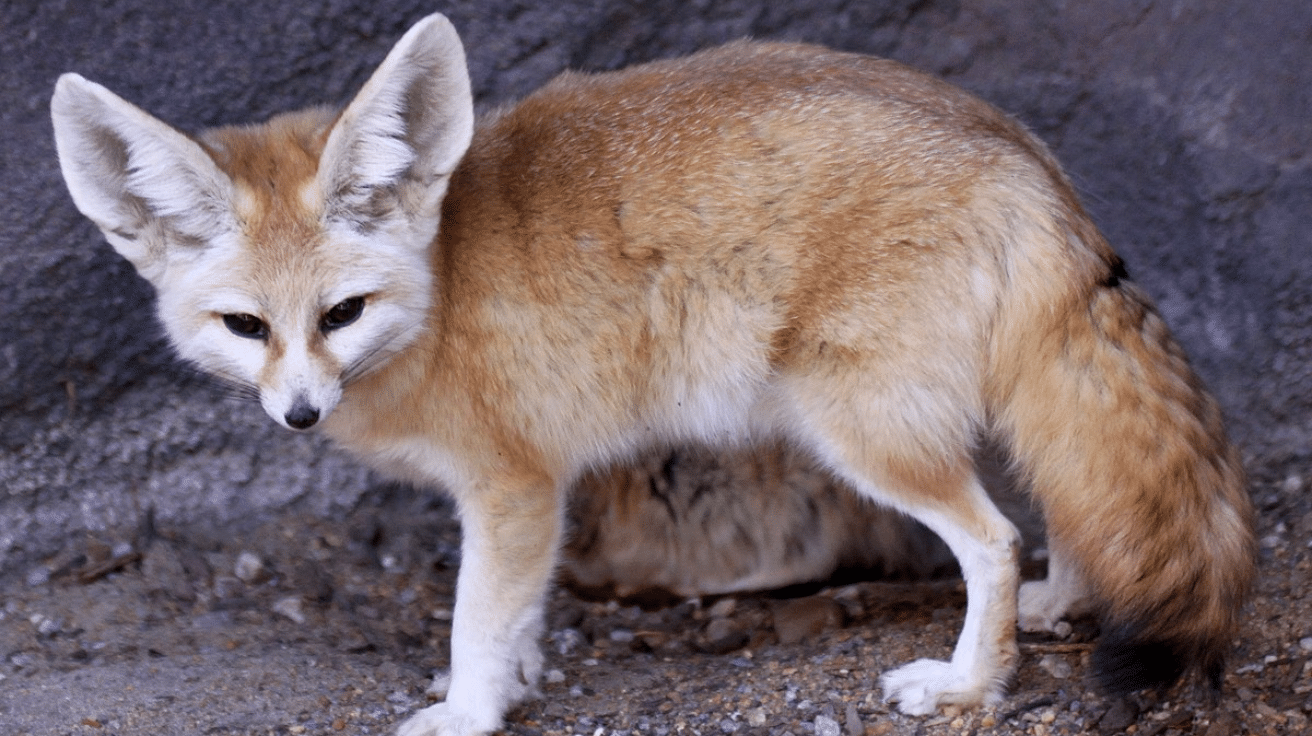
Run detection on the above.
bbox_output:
[52,12,1255,736]
[563,442,955,599]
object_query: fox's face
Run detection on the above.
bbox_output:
[150,147,436,428]
[51,16,474,429]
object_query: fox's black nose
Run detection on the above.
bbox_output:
[285,401,320,430]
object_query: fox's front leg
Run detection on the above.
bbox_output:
[398,472,563,736]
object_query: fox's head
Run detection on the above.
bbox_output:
[51,14,473,430]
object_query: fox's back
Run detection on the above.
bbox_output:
[421,42,1083,454]
[443,41,1059,288]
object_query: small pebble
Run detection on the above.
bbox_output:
[234,552,266,583]
[815,715,841,736]
[708,598,737,618]
[30,613,60,636]
[771,596,843,645]
[553,628,585,655]
[844,704,863,736]
[272,596,306,625]
[26,566,50,587]
[1098,698,1139,734]
[1299,637,1312,652]
[705,618,741,642]
[702,619,750,654]
[1039,654,1073,679]
[546,669,566,684]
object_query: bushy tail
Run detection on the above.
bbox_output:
[987,212,1256,696]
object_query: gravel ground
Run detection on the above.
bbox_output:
[1,459,1309,736]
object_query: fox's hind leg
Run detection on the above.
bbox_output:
[804,433,1021,713]
[1019,544,1096,633]
[779,326,1021,713]
[877,465,1020,714]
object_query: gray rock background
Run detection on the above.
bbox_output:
[2,0,1308,571]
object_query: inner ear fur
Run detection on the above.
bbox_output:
[317,13,475,230]
[51,73,237,283]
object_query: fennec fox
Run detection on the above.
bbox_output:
[52,12,1255,736]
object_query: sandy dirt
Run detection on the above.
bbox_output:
[1,459,1308,736]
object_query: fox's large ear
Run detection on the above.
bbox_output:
[318,13,474,236]
[51,74,237,285]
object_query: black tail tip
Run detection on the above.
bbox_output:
[1092,624,1225,700]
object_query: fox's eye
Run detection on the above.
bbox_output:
[223,313,267,340]
[321,296,365,331]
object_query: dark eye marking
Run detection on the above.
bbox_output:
[223,313,268,340]
[321,296,365,332]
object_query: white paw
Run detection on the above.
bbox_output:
[511,635,545,703]
[1018,579,1090,633]
[881,659,1001,716]
[395,702,496,736]
[1018,580,1061,632]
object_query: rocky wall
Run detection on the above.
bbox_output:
[2,0,1308,569]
